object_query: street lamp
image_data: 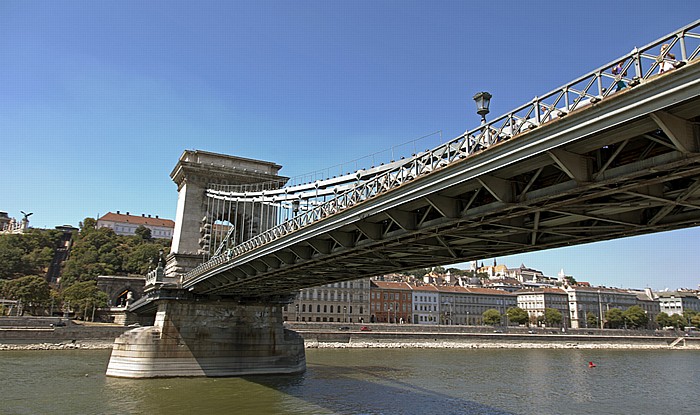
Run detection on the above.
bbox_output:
[473,91,492,124]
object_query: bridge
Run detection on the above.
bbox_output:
[107,20,700,378]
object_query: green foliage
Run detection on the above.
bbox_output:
[60,218,169,287]
[605,308,625,329]
[656,312,671,328]
[134,225,152,240]
[61,281,108,318]
[79,217,97,232]
[669,313,686,330]
[506,307,529,325]
[587,311,598,328]
[563,276,577,285]
[405,268,431,277]
[1,275,51,315]
[623,305,649,329]
[123,244,163,275]
[446,268,471,277]
[691,312,700,328]
[483,308,502,325]
[0,229,63,279]
[543,308,563,326]
[682,310,698,325]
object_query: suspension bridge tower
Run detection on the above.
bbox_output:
[166,150,287,277]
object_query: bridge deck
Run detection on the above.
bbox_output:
[180,59,700,298]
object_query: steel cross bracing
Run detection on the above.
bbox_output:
[180,20,700,297]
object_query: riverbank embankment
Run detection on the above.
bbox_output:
[289,322,700,350]
[0,317,129,350]
[2,318,698,350]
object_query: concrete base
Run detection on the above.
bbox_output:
[105,299,306,378]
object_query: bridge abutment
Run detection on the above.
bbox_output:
[106,295,305,378]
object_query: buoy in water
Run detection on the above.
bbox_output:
[588,361,596,368]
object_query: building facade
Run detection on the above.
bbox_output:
[412,285,439,325]
[97,211,175,239]
[516,288,570,327]
[413,285,516,326]
[370,281,413,323]
[656,291,700,316]
[564,286,638,329]
[285,278,371,323]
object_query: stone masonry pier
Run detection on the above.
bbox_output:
[106,297,305,378]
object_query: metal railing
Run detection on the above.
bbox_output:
[182,19,700,284]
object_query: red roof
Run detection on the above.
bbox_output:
[370,281,413,291]
[98,212,175,228]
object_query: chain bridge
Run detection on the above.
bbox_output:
[107,20,700,378]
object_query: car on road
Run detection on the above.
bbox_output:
[360,326,372,331]
[338,326,350,331]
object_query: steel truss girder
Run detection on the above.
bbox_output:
[185,64,700,296]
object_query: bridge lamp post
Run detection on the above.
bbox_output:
[473,91,492,124]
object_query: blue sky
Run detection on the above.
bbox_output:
[1,1,699,290]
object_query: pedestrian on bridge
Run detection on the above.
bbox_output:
[611,60,627,91]
[658,44,676,74]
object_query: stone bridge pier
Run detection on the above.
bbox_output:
[106,150,305,378]
[106,294,306,378]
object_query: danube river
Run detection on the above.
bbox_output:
[2,348,699,414]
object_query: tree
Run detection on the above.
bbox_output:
[446,268,470,277]
[506,307,529,325]
[543,308,563,327]
[605,308,625,329]
[656,312,671,328]
[682,310,698,327]
[405,268,431,278]
[483,308,502,325]
[623,305,649,329]
[587,312,598,328]
[123,243,163,274]
[61,281,108,320]
[0,230,63,279]
[2,275,51,315]
[669,313,686,330]
[79,217,97,233]
[134,225,152,241]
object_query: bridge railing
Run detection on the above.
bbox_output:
[182,19,700,284]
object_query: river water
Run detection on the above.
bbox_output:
[2,348,699,414]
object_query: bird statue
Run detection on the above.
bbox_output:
[20,211,33,221]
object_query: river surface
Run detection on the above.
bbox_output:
[1,348,699,414]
